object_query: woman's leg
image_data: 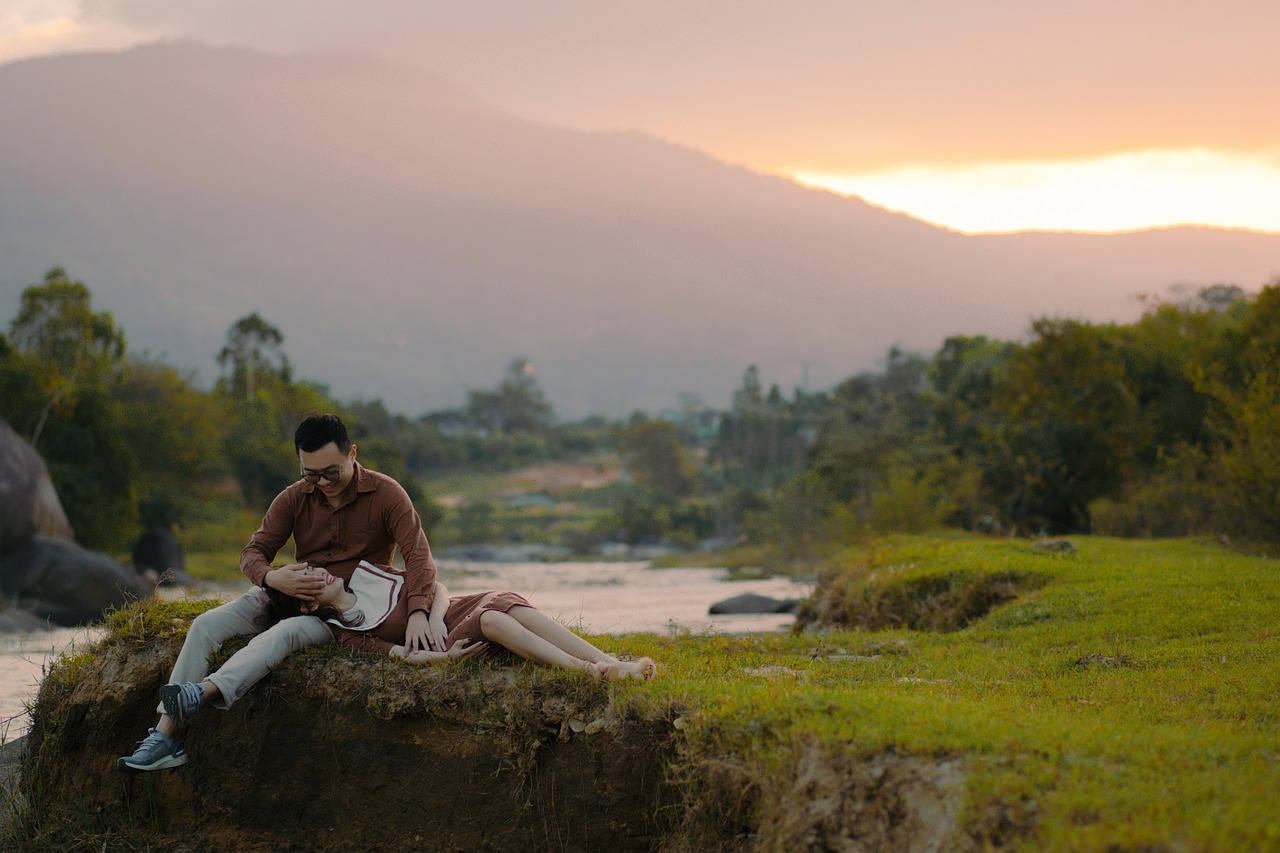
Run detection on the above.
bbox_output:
[482,608,657,681]
[504,605,616,664]
[478,610,594,675]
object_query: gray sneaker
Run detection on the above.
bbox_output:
[117,727,188,772]
[160,681,204,725]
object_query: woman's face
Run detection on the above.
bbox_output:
[299,566,344,612]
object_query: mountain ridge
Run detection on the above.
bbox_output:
[2,42,1277,416]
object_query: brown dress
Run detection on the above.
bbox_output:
[335,589,531,656]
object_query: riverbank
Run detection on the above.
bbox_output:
[0,560,811,746]
[8,534,1279,850]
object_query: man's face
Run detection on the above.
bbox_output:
[298,442,356,498]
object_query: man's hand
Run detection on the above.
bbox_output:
[264,563,325,601]
[405,609,432,654]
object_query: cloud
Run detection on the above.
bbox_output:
[791,149,1280,234]
[0,1,162,64]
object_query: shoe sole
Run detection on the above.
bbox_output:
[117,752,189,772]
[160,684,191,725]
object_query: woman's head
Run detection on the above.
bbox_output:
[261,567,363,627]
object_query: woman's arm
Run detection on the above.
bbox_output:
[337,628,395,656]
[427,581,450,648]
[400,638,488,665]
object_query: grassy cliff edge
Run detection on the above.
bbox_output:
[7,535,1279,851]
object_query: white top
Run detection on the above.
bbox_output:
[326,560,404,631]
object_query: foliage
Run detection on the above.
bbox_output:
[975,319,1145,533]
[36,385,139,550]
[215,311,291,399]
[463,357,553,433]
[9,267,125,402]
[2,269,136,549]
[115,358,230,527]
[711,364,821,490]
[614,416,696,495]
[8,265,1280,559]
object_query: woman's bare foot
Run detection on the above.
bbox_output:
[627,656,658,681]
[594,657,658,682]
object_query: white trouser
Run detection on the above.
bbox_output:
[158,586,334,713]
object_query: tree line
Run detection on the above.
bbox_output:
[2,267,1278,557]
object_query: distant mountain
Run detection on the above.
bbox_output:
[2,42,1277,417]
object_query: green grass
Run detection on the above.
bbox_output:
[604,534,1280,849]
[182,550,246,582]
[421,468,515,499]
[20,534,1280,849]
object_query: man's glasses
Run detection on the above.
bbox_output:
[301,467,343,485]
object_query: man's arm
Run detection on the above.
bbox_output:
[240,487,322,599]
[241,490,296,586]
[382,481,438,651]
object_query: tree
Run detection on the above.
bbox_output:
[10,267,126,446]
[712,364,816,487]
[10,267,126,374]
[465,358,553,433]
[217,313,291,399]
[615,418,696,496]
[978,319,1146,533]
[1190,282,1280,538]
[115,359,230,528]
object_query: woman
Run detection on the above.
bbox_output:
[265,561,657,682]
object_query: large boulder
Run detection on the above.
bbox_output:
[0,417,73,560]
[0,535,150,626]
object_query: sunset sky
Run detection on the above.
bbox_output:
[4,1,1278,234]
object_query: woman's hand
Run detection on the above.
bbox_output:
[427,614,448,651]
[403,638,488,665]
[447,639,488,660]
[405,609,432,653]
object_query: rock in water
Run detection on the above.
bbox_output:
[0,535,150,626]
[709,592,800,614]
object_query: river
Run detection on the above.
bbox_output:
[0,560,810,744]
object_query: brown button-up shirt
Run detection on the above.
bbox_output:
[239,462,436,615]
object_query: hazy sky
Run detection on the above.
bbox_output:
[5,1,1279,233]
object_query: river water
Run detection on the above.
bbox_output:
[0,560,811,744]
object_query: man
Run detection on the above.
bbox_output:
[118,413,441,771]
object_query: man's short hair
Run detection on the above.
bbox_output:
[294,413,352,454]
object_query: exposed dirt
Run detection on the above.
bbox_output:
[11,613,1031,852]
[759,744,969,852]
[506,461,620,495]
[671,741,974,853]
[435,461,621,507]
[16,634,680,852]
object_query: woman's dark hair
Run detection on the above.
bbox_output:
[258,584,365,630]
[294,413,352,454]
